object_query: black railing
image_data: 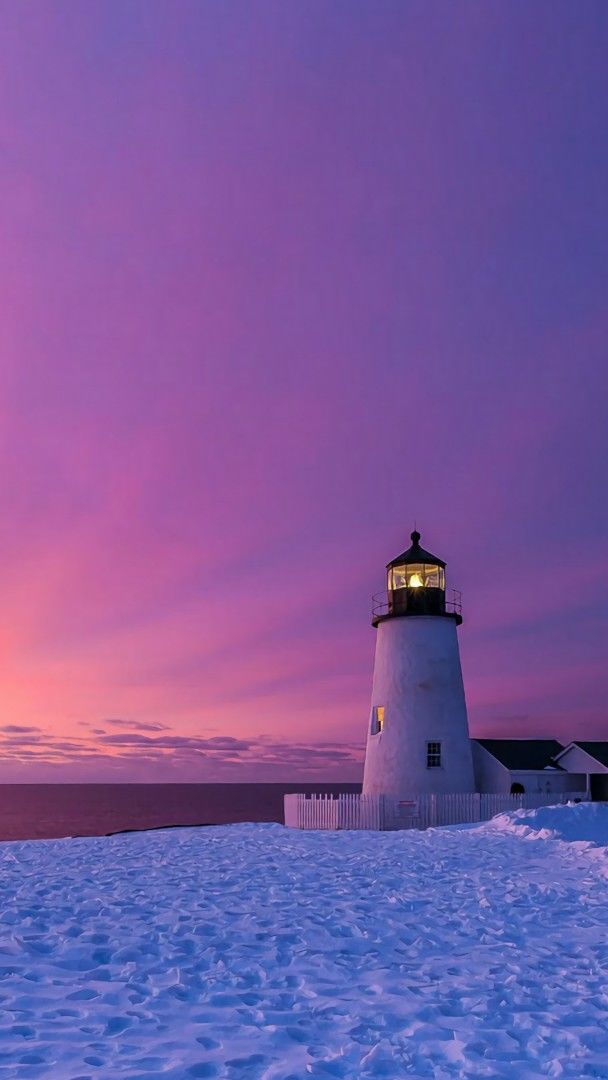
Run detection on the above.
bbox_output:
[371,588,463,623]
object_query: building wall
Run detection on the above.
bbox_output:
[556,745,608,775]
[362,615,475,797]
[472,742,510,792]
[507,770,587,795]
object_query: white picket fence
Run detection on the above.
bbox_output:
[284,791,588,831]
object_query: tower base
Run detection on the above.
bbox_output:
[362,615,475,797]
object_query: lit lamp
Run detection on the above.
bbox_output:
[409,573,424,589]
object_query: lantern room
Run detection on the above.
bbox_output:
[381,530,457,621]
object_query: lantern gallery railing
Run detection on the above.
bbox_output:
[371,587,463,623]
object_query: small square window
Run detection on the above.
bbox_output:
[426,741,441,768]
[370,706,385,735]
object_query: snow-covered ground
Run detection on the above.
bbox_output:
[2,803,608,1079]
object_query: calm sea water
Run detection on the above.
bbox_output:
[0,783,362,841]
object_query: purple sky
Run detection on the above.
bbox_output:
[0,2,607,781]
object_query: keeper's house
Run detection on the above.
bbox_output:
[471,739,587,796]
[553,742,608,800]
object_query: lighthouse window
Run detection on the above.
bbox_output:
[370,706,385,735]
[423,565,445,590]
[426,741,442,768]
[388,565,445,591]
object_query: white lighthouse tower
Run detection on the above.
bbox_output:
[362,530,475,798]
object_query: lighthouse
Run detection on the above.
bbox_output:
[362,531,475,798]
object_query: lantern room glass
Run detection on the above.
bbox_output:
[388,564,445,592]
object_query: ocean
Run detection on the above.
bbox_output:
[0,783,362,841]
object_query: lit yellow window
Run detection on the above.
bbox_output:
[388,564,446,591]
[371,706,385,734]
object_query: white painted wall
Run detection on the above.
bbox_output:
[556,745,608,774]
[362,616,475,797]
[472,742,510,793]
[508,770,587,794]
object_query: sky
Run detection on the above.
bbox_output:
[0,1,606,782]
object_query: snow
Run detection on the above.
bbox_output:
[480,800,608,846]
[1,804,608,1078]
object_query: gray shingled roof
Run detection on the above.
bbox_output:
[473,739,564,770]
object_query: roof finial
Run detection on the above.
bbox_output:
[411,528,421,545]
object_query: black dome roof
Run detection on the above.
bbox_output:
[387,530,446,569]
